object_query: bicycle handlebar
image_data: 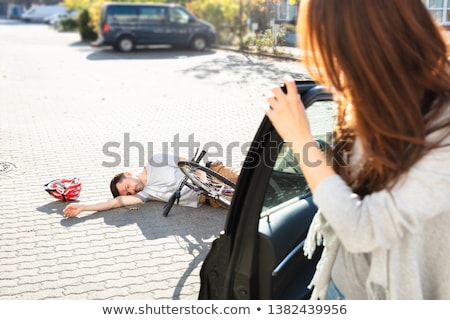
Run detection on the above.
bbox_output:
[195,150,206,163]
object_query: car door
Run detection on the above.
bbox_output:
[166,7,195,46]
[198,81,336,299]
[135,6,167,45]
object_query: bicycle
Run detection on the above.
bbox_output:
[161,149,236,217]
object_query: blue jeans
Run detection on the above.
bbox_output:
[326,279,345,300]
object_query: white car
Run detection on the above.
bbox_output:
[46,11,78,30]
[21,5,67,23]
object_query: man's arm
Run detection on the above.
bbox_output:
[63,195,143,218]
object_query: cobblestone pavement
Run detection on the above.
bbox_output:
[0,19,308,300]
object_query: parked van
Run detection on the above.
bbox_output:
[94,3,216,52]
[21,5,67,23]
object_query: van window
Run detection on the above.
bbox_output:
[169,7,191,24]
[139,6,166,23]
[109,6,138,22]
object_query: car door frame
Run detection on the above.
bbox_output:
[199,81,333,300]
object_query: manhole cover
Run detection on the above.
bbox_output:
[0,161,19,175]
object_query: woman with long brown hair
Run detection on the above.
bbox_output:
[266,0,450,299]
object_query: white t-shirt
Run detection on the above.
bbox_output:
[136,153,200,208]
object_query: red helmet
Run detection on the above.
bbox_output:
[44,178,81,202]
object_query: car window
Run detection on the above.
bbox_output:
[261,100,336,214]
[109,6,138,22]
[139,7,166,23]
[169,7,191,24]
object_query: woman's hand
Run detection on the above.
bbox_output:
[264,75,314,145]
[264,75,336,192]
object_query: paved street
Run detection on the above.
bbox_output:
[0,19,308,300]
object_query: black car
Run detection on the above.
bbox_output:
[198,81,336,299]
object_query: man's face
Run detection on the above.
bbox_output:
[115,173,144,196]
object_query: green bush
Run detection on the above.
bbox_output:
[59,17,78,32]
[78,9,97,42]
[255,29,273,52]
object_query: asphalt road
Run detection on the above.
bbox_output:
[0,18,309,300]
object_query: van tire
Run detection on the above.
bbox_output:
[114,36,135,53]
[190,36,207,51]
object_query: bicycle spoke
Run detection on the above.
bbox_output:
[178,161,236,208]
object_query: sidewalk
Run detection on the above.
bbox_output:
[0,18,311,301]
[0,22,248,300]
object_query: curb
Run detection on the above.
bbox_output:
[215,45,301,62]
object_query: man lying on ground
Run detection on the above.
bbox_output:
[63,153,240,218]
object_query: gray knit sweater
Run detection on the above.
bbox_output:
[306,110,450,300]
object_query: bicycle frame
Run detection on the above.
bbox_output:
[161,149,206,217]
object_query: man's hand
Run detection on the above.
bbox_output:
[62,195,143,218]
[63,203,84,218]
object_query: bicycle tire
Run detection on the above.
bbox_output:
[178,161,236,208]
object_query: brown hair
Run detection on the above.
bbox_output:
[298,0,450,196]
[110,173,126,198]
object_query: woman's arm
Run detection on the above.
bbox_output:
[265,75,336,192]
[265,76,450,252]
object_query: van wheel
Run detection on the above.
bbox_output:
[190,36,207,51]
[114,36,135,53]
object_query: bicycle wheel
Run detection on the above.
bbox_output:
[178,161,236,208]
